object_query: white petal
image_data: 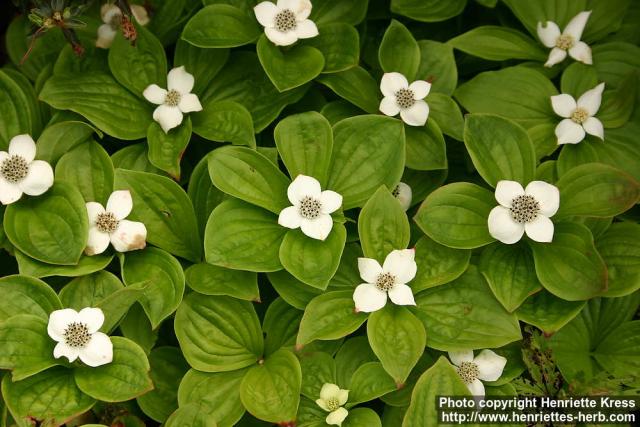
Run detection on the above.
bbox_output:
[265,27,298,46]
[536,21,561,48]
[550,94,577,118]
[524,215,554,243]
[319,190,342,214]
[380,72,409,98]
[524,181,560,217]
[106,190,133,220]
[18,160,54,196]
[300,215,333,241]
[358,257,383,283]
[110,220,147,252]
[168,66,195,94]
[320,383,340,400]
[288,174,321,204]
[295,19,319,39]
[153,105,184,133]
[54,342,80,363]
[101,3,122,23]
[78,307,105,334]
[86,202,106,223]
[388,283,416,306]
[316,398,330,412]
[131,4,150,26]
[79,332,113,367]
[0,151,8,162]
[48,308,79,342]
[353,283,388,313]
[278,205,302,229]
[178,93,203,113]
[474,349,507,382]
[448,350,474,367]
[576,82,604,116]
[85,227,111,256]
[0,177,22,205]
[544,47,567,67]
[494,180,525,208]
[400,100,429,126]
[379,96,400,117]
[467,378,485,397]
[8,134,36,162]
[409,80,431,99]
[254,2,280,27]
[555,118,585,145]
[395,182,412,211]
[143,84,167,105]
[582,117,604,140]
[563,11,591,40]
[487,206,525,244]
[326,408,348,426]
[279,0,312,20]
[568,41,592,65]
[337,389,349,406]
[96,24,117,49]
[382,249,417,284]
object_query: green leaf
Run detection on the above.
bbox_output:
[182,4,261,48]
[596,222,640,297]
[35,121,96,166]
[378,20,420,80]
[308,23,360,73]
[516,290,585,334]
[263,298,303,356]
[412,236,471,293]
[414,182,495,249]
[147,117,192,180]
[40,73,152,140]
[15,251,113,279]
[448,26,546,61]
[59,270,122,310]
[592,42,640,89]
[4,182,88,265]
[334,336,377,388]
[560,63,599,98]
[114,168,202,262]
[240,349,301,424]
[0,70,33,150]
[317,67,380,114]
[175,293,263,372]
[192,100,256,148]
[298,351,336,399]
[0,275,62,322]
[309,0,369,25]
[594,321,640,377]
[186,263,259,301]
[188,155,226,236]
[267,270,322,310]
[417,41,457,96]
[120,304,158,355]
[174,39,229,96]
[501,0,587,39]
[391,0,466,22]
[427,93,463,140]
[404,119,447,171]
[344,408,382,427]
[530,222,607,301]
[165,403,218,427]
[599,70,637,128]
[348,362,396,405]
[111,143,161,173]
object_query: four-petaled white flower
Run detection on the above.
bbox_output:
[278,175,342,241]
[254,0,319,46]
[316,383,349,426]
[143,66,203,133]
[47,307,113,367]
[85,190,147,255]
[537,11,592,67]
[379,72,431,126]
[0,134,54,205]
[488,180,560,245]
[353,249,417,313]
[96,2,150,49]
[448,349,507,397]
[551,83,604,145]
[393,182,412,211]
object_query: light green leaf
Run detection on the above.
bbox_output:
[0,275,62,322]
[308,23,360,73]
[174,39,229,96]
[58,270,123,310]
[317,67,380,114]
[560,62,599,98]
[596,222,640,297]
[147,118,192,180]
[405,119,447,171]
[417,41,457,96]
[448,26,546,61]
[309,0,369,25]
[348,362,397,405]
[165,403,218,427]
[192,100,256,148]
[391,0,466,22]
[185,263,259,301]
[14,251,113,279]
[298,351,336,399]
[182,4,261,48]
[0,70,33,150]
[188,155,226,236]
[378,20,420,80]
[516,290,585,334]
[412,236,471,293]
[268,270,322,310]
[35,121,96,166]
[427,93,463,140]
[263,298,303,356]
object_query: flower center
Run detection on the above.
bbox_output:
[96,212,119,233]
[63,322,91,348]
[392,185,401,198]
[109,12,122,29]
[298,196,322,220]
[395,88,416,109]
[570,107,589,124]
[0,155,29,183]
[326,397,340,412]
[555,34,574,50]
[164,89,182,107]
[274,9,297,32]
[509,194,540,224]
[375,272,396,292]
[457,361,479,384]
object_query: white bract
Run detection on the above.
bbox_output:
[143,66,203,133]
[551,83,605,145]
[278,175,342,241]
[448,349,507,397]
[96,2,150,49]
[85,190,147,255]
[393,182,412,211]
[488,180,559,244]
[353,249,417,313]
[316,383,349,426]
[47,307,113,367]
[537,11,592,67]
[379,72,431,126]
[0,134,54,205]
[254,0,318,46]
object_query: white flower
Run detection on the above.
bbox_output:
[353,249,417,313]
[551,83,604,145]
[379,72,431,126]
[96,3,150,49]
[0,134,54,205]
[488,180,559,245]
[254,0,319,46]
[278,175,342,241]
[85,190,147,255]
[47,307,113,367]
[393,182,412,211]
[143,66,203,133]
[315,383,349,426]
[448,349,507,397]
[537,11,592,67]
